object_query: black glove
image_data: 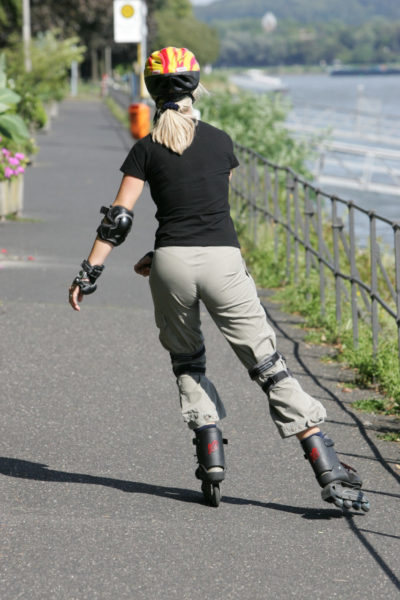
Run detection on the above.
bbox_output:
[72,259,104,295]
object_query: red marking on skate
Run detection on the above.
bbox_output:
[310,447,320,463]
[208,440,219,455]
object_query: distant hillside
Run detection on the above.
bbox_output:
[194,0,400,25]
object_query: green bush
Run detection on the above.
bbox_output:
[198,89,312,174]
[6,30,85,105]
[0,54,30,145]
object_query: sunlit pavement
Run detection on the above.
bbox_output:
[0,99,399,600]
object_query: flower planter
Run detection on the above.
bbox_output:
[0,176,24,221]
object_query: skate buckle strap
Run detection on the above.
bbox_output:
[173,364,206,377]
[340,461,358,473]
[193,438,228,446]
[248,351,289,381]
[170,345,205,362]
[261,370,291,394]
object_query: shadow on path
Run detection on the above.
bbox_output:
[2,456,345,521]
[4,456,398,587]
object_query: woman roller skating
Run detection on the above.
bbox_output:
[69,46,370,512]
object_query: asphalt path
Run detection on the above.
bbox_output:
[0,99,399,600]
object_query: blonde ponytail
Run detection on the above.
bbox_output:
[151,84,208,155]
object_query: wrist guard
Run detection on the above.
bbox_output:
[97,205,134,246]
[72,259,104,295]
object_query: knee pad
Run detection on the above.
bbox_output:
[248,351,291,395]
[97,205,133,246]
[170,345,206,377]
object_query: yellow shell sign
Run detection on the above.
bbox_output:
[121,4,134,18]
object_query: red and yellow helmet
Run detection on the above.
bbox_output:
[144,47,200,101]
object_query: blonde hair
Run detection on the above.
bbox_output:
[152,84,207,155]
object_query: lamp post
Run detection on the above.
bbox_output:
[22,0,32,72]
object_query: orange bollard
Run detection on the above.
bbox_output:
[128,103,151,139]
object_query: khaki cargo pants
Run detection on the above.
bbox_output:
[149,246,326,438]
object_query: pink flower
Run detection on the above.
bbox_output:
[8,157,20,166]
[2,148,10,157]
[16,166,25,174]
[15,152,25,160]
[4,167,13,178]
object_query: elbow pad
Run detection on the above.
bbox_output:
[97,205,134,246]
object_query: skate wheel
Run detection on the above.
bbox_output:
[352,502,361,511]
[211,484,221,507]
[343,499,353,509]
[333,497,343,508]
[201,481,221,507]
[361,501,370,512]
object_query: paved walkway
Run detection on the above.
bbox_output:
[0,99,399,600]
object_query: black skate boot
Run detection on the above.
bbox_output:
[193,425,227,507]
[301,433,370,512]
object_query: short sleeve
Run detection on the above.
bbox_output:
[229,151,239,169]
[120,140,147,181]
[227,135,239,169]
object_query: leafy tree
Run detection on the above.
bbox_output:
[6,30,85,103]
[166,0,192,18]
[151,0,219,64]
[153,12,219,63]
[215,17,400,67]
[30,0,113,46]
[0,0,21,48]
[194,0,400,26]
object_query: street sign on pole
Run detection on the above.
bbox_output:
[113,0,144,44]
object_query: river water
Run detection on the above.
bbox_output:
[279,72,400,116]
[231,72,400,243]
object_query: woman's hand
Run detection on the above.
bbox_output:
[69,283,84,311]
[134,251,154,277]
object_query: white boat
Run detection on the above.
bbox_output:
[231,69,288,93]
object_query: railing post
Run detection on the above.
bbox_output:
[285,170,292,281]
[348,202,359,349]
[247,152,253,238]
[316,192,326,316]
[264,165,271,222]
[273,166,279,258]
[304,185,312,280]
[369,213,379,358]
[245,150,251,232]
[394,223,400,364]
[332,198,342,323]
[252,156,258,244]
[293,177,300,283]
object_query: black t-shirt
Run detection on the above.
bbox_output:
[120,120,240,249]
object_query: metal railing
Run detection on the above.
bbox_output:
[231,143,400,364]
